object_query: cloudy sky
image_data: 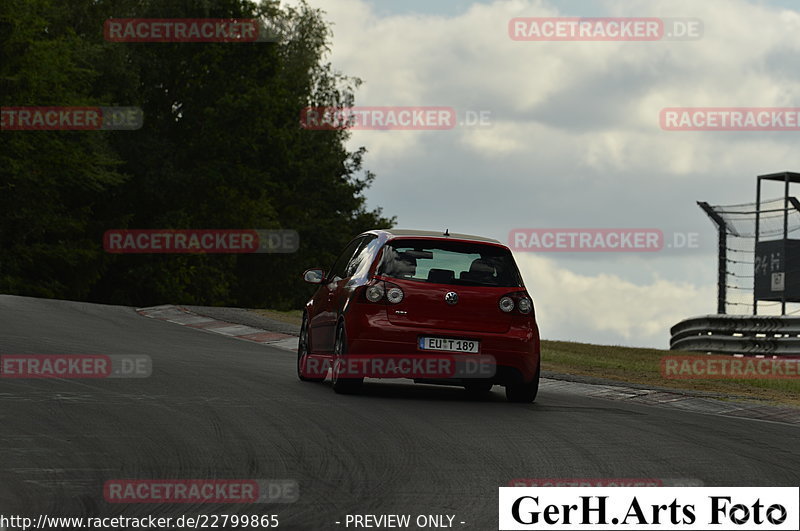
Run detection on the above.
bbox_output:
[293,0,800,348]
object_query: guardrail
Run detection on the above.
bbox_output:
[670,314,800,355]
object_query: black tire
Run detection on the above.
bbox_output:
[505,365,540,403]
[464,380,493,397]
[331,323,363,394]
[297,313,325,382]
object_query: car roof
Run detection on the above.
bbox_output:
[370,228,502,245]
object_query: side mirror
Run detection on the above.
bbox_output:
[303,268,325,284]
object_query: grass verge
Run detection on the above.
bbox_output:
[542,340,800,407]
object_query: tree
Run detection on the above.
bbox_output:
[0,0,129,299]
[1,0,394,308]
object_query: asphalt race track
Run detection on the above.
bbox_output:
[1,295,798,530]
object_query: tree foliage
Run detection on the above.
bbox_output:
[0,0,393,308]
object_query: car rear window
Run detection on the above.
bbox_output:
[377,238,523,287]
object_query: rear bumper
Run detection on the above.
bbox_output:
[344,310,540,384]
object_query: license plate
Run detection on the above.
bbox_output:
[419,337,479,353]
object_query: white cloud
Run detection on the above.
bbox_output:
[514,252,714,346]
[316,0,799,182]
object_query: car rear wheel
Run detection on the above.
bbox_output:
[297,313,325,382]
[505,365,540,403]
[331,324,363,394]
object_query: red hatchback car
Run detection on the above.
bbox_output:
[297,229,541,402]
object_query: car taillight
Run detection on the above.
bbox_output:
[366,284,384,302]
[363,279,404,304]
[499,296,515,313]
[386,286,404,304]
[500,292,534,315]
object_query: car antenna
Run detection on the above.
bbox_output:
[444,229,450,237]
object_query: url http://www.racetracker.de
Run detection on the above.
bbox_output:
[1,514,280,530]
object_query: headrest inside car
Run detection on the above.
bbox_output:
[427,268,455,283]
